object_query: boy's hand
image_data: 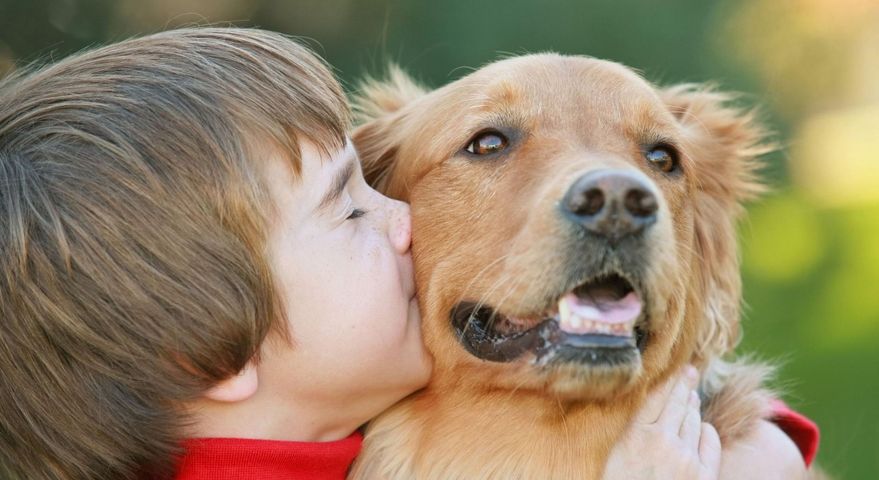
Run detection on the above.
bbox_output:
[602,366,721,480]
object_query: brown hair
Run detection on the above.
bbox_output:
[0,28,349,479]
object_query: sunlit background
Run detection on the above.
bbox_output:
[1,0,877,477]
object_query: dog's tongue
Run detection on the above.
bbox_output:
[557,291,642,336]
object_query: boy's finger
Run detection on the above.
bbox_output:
[698,422,722,477]
[656,376,693,431]
[634,366,697,424]
[679,391,702,446]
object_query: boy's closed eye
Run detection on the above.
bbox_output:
[317,155,356,214]
[314,148,372,224]
[347,208,368,220]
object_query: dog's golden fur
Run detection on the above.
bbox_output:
[349,54,785,479]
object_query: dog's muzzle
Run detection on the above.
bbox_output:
[450,273,649,365]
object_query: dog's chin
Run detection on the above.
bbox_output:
[451,272,650,400]
[538,328,645,400]
[543,358,643,400]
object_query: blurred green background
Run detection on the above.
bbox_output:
[1,0,876,477]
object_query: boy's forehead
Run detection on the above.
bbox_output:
[306,139,357,171]
[262,137,352,181]
[262,138,358,212]
[301,139,357,184]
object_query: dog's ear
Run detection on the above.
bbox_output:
[660,85,772,364]
[351,65,427,195]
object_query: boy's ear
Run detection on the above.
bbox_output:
[203,361,259,403]
[660,85,772,364]
[351,65,427,195]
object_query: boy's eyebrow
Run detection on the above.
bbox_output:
[317,158,356,213]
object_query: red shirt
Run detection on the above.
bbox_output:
[770,400,820,467]
[174,432,362,480]
[174,403,818,479]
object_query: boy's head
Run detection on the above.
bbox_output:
[0,28,429,479]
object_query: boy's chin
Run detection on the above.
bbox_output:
[390,350,433,402]
[408,295,422,323]
[354,372,429,426]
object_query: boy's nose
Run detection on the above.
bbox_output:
[388,200,412,254]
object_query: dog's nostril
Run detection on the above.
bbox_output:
[578,188,605,216]
[624,189,657,218]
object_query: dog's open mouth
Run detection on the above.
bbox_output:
[451,273,649,364]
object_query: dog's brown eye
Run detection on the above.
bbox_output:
[645,145,678,173]
[466,131,508,155]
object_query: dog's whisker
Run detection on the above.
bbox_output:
[479,245,543,332]
[454,253,518,337]
[554,392,574,476]
[458,252,515,299]
[505,371,535,400]
[484,278,524,332]
[472,273,521,334]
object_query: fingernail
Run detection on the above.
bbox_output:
[690,390,700,406]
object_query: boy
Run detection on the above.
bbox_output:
[0,27,429,478]
[0,28,812,479]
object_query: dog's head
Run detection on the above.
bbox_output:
[353,54,767,401]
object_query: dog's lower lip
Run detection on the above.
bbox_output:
[451,304,648,365]
[450,302,647,364]
[449,271,650,362]
[450,272,648,363]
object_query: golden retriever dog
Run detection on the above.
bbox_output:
[348,54,784,479]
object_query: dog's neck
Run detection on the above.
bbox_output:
[352,379,646,480]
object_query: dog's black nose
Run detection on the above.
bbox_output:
[562,170,658,243]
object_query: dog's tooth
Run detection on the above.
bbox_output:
[579,305,601,320]
[558,297,571,321]
[606,321,634,336]
[558,297,638,336]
